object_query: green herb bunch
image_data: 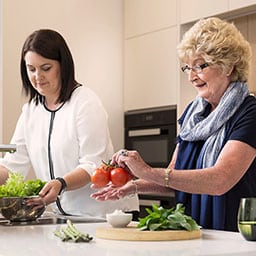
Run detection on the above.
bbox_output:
[0,172,46,198]
[137,203,200,231]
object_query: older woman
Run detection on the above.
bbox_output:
[92,17,256,231]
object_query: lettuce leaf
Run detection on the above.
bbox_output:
[0,172,46,198]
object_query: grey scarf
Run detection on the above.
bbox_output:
[179,81,249,168]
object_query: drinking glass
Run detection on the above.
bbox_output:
[238,197,256,241]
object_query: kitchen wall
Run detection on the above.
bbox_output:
[0,0,123,152]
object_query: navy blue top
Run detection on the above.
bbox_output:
[175,95,256,231]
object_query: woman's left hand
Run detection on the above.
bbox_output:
[25,195,46,210]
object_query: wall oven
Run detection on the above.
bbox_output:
[124,105,177,217]
[125,105,177,167]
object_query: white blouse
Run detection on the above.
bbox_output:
[0,86,139,218]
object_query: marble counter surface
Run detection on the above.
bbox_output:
[0,221,255,256]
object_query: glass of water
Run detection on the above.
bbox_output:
[238,197,256,241]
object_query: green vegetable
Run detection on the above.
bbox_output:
[0,172,46,198]
[137,203,200,231]
[54,219,93,242]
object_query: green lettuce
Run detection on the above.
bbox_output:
[0,172,46,198]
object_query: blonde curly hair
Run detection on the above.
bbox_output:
[177,17,252,82]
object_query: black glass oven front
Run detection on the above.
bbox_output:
[124,105,177,168]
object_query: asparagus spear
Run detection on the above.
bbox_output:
[54,219,93,242]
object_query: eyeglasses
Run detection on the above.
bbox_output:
[181,63,209,74]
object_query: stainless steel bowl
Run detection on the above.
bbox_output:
[0,196,45,222]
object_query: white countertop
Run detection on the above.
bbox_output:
[0,221,255,256]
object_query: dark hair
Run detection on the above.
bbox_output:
[20,29,78,104]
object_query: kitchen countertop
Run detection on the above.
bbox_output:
[0,220,255,256]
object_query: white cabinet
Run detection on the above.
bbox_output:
[125,0,177,38]
[229,0,256,10]
[229,14,256,94]
[179,0,228,24]
[179,0,256,25]
[124,0,178,111]
[124,26,178,110]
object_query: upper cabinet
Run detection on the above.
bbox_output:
[179,0,256,25]
[125,0,177,38]
[124,0,178,111]
[124,26,178,110]
[229,0,256,10]
[230,13,256,95]
[179,0,229,24]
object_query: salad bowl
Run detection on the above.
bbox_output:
[0,196,45,222]
[0,172,46,222]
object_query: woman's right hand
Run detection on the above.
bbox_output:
[37,179,62,205]
[111,149,152,180]
[90,180,137,201]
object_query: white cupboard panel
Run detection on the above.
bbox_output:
[124,27,178,111]
[179,0,228,24]
[125,0,177,38]
[229,0,256,10]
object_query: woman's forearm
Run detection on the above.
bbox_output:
[135,178,173,195]
[63,168,91,191]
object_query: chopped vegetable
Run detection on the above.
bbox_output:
[54,219,93,242]
[137,203,200,231]
[0,172,46,198]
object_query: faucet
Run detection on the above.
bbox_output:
[0,144,16,153]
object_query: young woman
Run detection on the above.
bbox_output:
[0,29,139,218]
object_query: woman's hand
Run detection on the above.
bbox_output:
[91,180,137,201]
[26,179,62,209]
[25,195,46,210]
[38,180,62,204]
[90,149,155,201]
[111,149,151,180]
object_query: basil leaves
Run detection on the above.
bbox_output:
[137,203,200,231]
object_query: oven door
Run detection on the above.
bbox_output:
[125,124,176,168]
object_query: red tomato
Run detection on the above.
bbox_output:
[91,168,110,188]
[110,167,129,187]
[99,161,115,172]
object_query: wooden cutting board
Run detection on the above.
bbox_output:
[96,224,202,241]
